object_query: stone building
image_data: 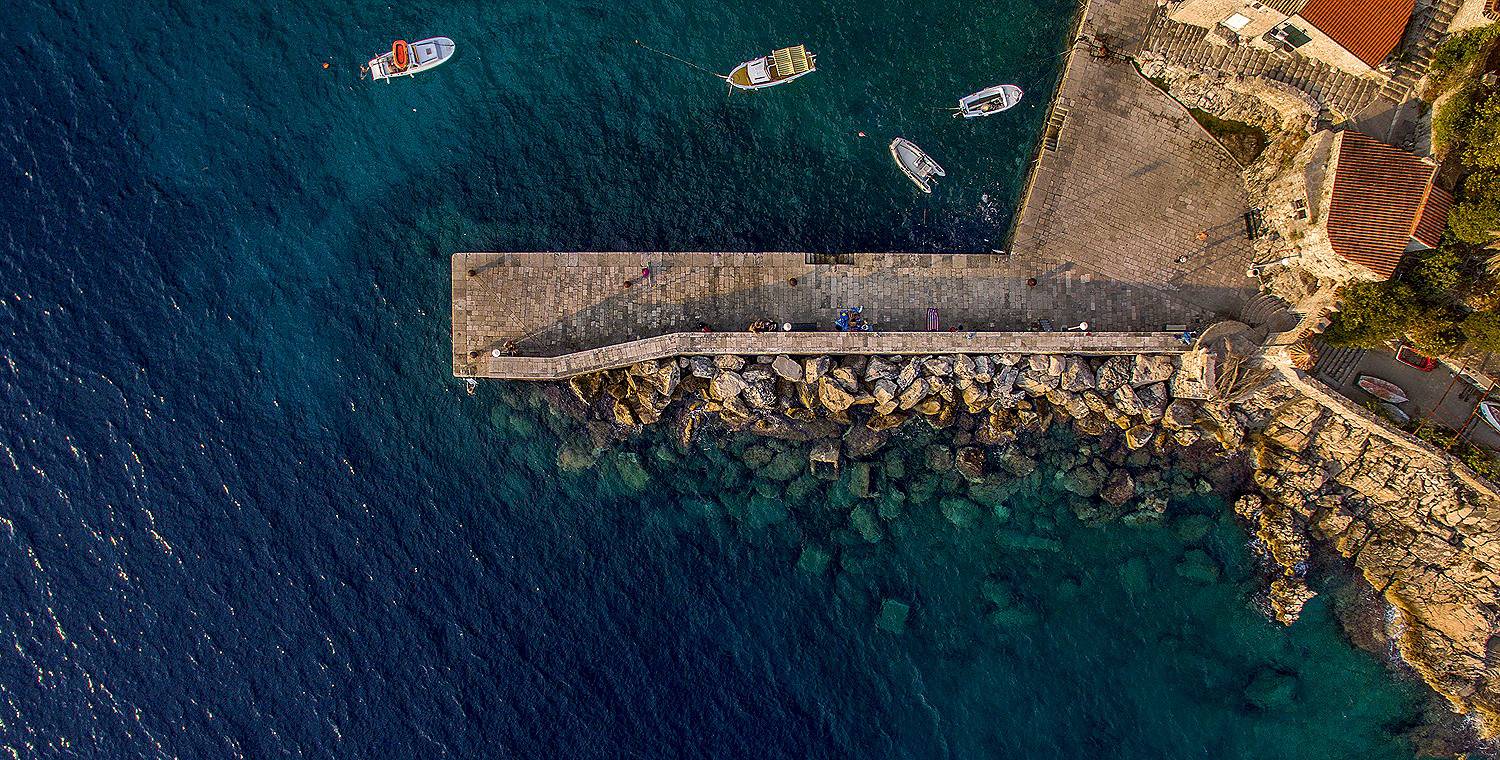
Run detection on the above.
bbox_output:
[1166,0,1416,77]
[1267,130,1450,281]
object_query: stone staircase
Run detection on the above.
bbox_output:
[1380,0,1463,102]
[1142,12,1386,117]
[1043,106,1070,152]
[1312,341,1366,385]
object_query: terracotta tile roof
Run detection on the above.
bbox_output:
[1297,0,1415,68]
[1325,131,1439,279]
[1412,185,1453,249]
[1266,0,1309,14]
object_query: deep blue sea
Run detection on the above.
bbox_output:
[0,0,1438,757]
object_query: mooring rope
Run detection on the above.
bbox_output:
[632,40,727,80]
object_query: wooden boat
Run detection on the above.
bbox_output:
[368,37,455,82]
[889,137,945,193]
[727,45,816,90]
[1357,375,1408,404]
[1479,400,1500,433]
[1379,402,1410,425]
[956,84,1024,118]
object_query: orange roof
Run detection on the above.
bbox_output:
[1412,185,1453,249]
[1298,0,1415,68]
[1325,131,1439,279]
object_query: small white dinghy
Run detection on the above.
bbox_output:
[956,84,1023,118]
[889,137,945,193]
[727,44,816,90]
[1479,400,1500,433]
[367,37,455,82]
[1357,375,1409,404]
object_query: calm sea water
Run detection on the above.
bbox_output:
[0,0,1432,757]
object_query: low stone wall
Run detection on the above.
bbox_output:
[462,331,1191,380]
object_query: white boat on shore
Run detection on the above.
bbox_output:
[956,84,1024,118]
[727,45,816,90]
[889,137,945,193]
[367,37,455,82]
[1357,375,1409,404]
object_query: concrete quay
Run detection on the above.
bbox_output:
[451,252,1214,378]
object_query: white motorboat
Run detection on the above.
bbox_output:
[889,138,945,193]
[956,84,1024,118]
[727,45,816,90]
[367,37,455,82]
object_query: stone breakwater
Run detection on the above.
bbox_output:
[555,349,1500,740]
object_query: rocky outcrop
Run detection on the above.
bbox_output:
[1239,372,1500,738]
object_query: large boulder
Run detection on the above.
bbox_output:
[843,424,891,459]
[973,355,994,383]
[710,371,748,401]
[1095,355,1134,392]
[771,355,804,382]
[923,355,955,376]
[1162,399,1197,430]
[743,380,778,410]
[1124,424,1155,450]
[865,356,899,382]
[956,447,986,482]
[688,356,717,379]
[1132,354,1175,386]
[896,360,921,390]
[714,354,746,371]
[1100,469,1136,506]
[898,377,929,410]
[810,440,841,478]
[1169,350,1212,400]
[872,378,898,407]
[803,356,832,384]
[818,377,857,413]
[954,354,977,381]
[993,365,1020,395]
[1060,356,1096,391]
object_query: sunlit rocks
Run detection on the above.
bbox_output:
[810,440,841,479]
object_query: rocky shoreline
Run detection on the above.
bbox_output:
[554,350,1500,745]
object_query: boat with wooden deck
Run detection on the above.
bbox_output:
[727,45,816,90]
[368,37,455,82]
[889,138,945,193]
[956,84,1024,118]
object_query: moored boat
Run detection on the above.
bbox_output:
[956,84,1024,118]
[889,138,945,193]
[727,45,816,90]
[368,37,455,82]
[1480,400,1500,433]
[1357,375,1408,404]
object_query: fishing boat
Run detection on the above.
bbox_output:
[1357,375,1409,404]
[889,138,945,193]
[367,37,455,82]
[956,84,1024,118]
[1479,400,1500,432]
[727,45,816,90]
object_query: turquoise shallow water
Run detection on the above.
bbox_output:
[0,0,1438,756]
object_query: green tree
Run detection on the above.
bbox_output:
[1451,172,1500,245]
[1323,282,1420,348]
[1463,310,1500,352]
[1406,308,1468,355]
[1404,246,1463,303]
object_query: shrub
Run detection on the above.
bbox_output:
[1323,281,1420,347]
[1464,310,1500,351]
[1430,25,1500,83]
[1432,83,1479,153]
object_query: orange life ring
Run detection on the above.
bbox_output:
[392,40,410,70]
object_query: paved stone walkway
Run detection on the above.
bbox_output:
[1008,0,1259,324]
[451,252,1216,375]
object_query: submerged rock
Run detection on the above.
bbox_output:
[1175,549,1221,584]
[941,496,982,527]
[877,599,911,633]
[797,546,832,575]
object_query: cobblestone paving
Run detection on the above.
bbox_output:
[1008,0,1259,325]
[451,252,1217,372]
